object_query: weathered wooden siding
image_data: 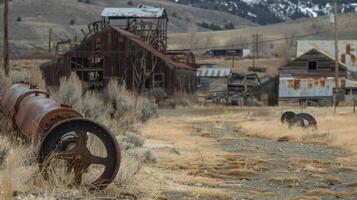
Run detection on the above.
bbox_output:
[41,26,196,95]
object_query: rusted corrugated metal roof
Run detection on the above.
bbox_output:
[196,68,231,77]
[101,5,165,18]
[110,25,194,71]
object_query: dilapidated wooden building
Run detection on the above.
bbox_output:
[203,48,251,58]
[101,5,168,51]
[279,48,357,106]
[41,25,196,95]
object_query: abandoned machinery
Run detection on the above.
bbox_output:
[1,83,121,190]
[281,111,317,128]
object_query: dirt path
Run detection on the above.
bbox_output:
[141,108,357,200]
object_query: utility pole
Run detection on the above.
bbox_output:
[231,45,235,69]
[333,0,339,113]
[48,28,52,55]
[251,34,260,69]
[252,34,256,68]
[3,0,9,77]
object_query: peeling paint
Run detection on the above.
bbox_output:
[320,79,326,87]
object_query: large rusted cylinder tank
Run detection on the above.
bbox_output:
[1,83,121,190]
[2,83,82,142]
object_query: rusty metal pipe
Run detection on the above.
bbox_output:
[1,83,121,190]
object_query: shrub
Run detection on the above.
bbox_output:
[69,19,75,25]
[122,131,145,147]
[116,130,145,151]
[107,80,137,129]
[158,98,176,109]
[126,148,159,163]
[10,70,29,84]
[151,87,167,103]
[175,98,191,107]
[57,73,82,107]
[137,98,158,122]
[118,141,135,151]
[197,22,223,31]
[80,92,110,123]
[29,67,46,90]
[223,22,235,30]
[16,17,22,22]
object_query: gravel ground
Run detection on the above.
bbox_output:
[158,108,357,200]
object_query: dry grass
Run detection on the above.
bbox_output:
[29,67,46,90]
[115,153,144,186]
[0,112,149,200]
[234,107,357,152]
[0,137,37,200]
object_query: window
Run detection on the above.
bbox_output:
[88,72,100,81]
[345,87,357,95]
[153,73,164,88]
[308,61,317,70]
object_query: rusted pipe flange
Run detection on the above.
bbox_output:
[38,118,121,191]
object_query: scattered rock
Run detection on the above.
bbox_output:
[305,189,336,196]
[269,176,300,187]
[286,196,321,200]
[337,166,357,172]
[346,182,357,187]
[277,136,291,142]
[220,169,256,178]
[248,190,276,196]
[324,176,341,185]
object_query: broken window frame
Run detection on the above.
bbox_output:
[152,72,164,88]
[345,87,357,95]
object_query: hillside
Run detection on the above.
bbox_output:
[171,0,357,25]
[0,0,255,54]
[169,12,357,57]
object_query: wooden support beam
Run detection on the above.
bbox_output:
[3,0,9,77]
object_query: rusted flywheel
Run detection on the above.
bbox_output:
[39,118,121,190]
[1,83,121,190]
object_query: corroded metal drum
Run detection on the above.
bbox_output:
[1,83,121,190]
[2,83,82,142]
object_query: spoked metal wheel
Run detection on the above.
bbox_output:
[38,118,121,191]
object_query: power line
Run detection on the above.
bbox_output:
[0,29,330,54]
[189,29,330,51]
